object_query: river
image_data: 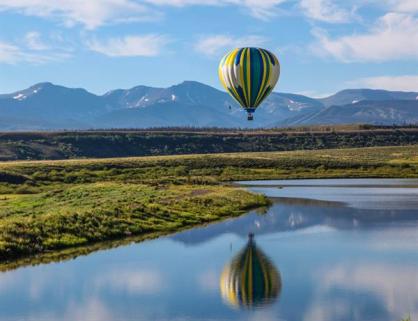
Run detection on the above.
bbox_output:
[0,179,417,321]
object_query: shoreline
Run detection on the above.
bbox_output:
[0,145,417,267]
[0,200,270,272]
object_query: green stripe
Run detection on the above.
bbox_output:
[250,48,262,107]
[254,50,271,107]
[241,48,249,107]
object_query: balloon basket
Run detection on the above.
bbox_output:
[247,113,254,121]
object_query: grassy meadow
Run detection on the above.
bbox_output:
[0,144,417,264]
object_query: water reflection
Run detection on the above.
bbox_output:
[0,179,417,321]
[220,234,281,309]
[172,198,418,246]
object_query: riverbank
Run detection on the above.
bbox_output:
[0,144,417,263]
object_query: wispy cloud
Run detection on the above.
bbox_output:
[0,41,25,64]
[0,0,159,29]
[0,0,288,30]
[24,31,49,50]
[383,0,418,13]
[305,263,418,321]
[299,0,354,23]
[0,33,72,64]
[348,75,418,92]
[237,0,288,20]
[94,269,163,294]
[86,34,170,57]
[144,0,287,20]
[194,34,267,57]
[311,13,418,62]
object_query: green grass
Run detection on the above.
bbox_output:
[0,144,417,264]
[0,183,268,260]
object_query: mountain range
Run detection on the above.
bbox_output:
[1,81,417,130]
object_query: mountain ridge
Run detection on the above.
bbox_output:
[0,81,417,130]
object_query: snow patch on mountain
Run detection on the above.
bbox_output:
[13,93,26,101]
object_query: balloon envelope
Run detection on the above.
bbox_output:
[220,236,282,308]
[218,47,280,120]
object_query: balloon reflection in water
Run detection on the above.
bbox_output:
[220,234,282,309]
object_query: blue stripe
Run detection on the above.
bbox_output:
[250,48,262,107]
[235,48,244,66]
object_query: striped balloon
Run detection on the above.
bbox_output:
[218,47,280,120]
[220,235,281,308]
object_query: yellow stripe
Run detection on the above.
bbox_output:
[218,63,228,91]
[254,49,268,107]
[220,49,246,107]
[239,49,248,106]
[226,50,246,107]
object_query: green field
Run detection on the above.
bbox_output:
[0,144,417,264]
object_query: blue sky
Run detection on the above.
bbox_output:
[0,0,418,97]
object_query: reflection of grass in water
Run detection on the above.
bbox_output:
[0,233,155,272]
[0,145,417,266]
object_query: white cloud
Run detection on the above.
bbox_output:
[29,298,116,321]
[0,39,70,64]
[348,75,418,92]
[0,30,73,64]
[0,0,287,29]
[94,269,163,294]
[384,0,418,13]
[318,264,418,320]
[145,0,287,20]
[0,0,158,29]
[0,41,24,64]
[194,34,267,57]
[24,31,49,50]
[299,0,353,23]
[64,299,115,321]
[311,13,418,62]
[234,0,288,19]
[87,34,170,57]
[197,269,219,292]
[295,90,334,98]
[304,263,418,321]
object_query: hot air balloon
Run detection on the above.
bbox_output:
[218,47,280,121]
[219,234,282,309]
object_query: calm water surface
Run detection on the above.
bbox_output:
[1,179,418,321]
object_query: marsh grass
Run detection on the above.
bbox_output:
[0,183,268,260]
[0,144,417,263]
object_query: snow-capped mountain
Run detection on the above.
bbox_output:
[0,81,417,130]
